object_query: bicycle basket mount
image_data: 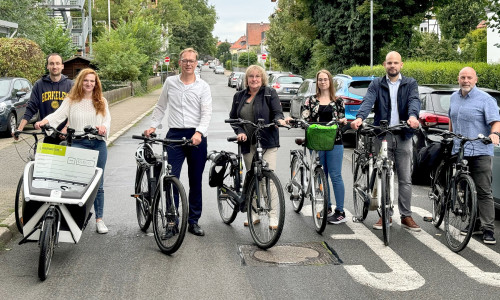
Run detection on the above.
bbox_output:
[306,124,338,151]
[135,143,156,166]
[208,153,230,187]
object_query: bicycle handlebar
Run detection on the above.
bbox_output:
[225,118,288,129]
[132,134,193,146]
[287,118,337,129]
[427,127,492,145]
[358,121,409,137]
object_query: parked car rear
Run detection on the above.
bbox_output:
[290,79,316,119]
[269,74,304,110]
[228,72,244,88]
[235,73,245,91]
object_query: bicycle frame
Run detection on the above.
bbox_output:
[289,145,323,202]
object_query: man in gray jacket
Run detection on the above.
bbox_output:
[351,51,421,232]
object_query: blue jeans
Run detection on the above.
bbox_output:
[318,145,345,212]
[72,139,107,220]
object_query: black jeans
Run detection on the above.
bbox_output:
[465,155,494,232]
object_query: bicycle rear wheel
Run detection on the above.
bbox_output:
[430,164,446,228]
[135,167,152,232]
[312,166,329,233]
[38,216,57,281]
[247,170,285,249]
[445,174,477,253]
[15,176,24,233]
[380,168,391,246]
[217,164,239,224]
[289,154,305,213]
[152,177,188,254]
[352,156,369,222]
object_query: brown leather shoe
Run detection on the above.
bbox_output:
[373,217,392,230]
[401,216,421,232]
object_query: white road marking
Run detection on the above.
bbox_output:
[330,209,425,291]
[410,206,500,287]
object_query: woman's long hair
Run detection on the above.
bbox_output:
[315,69,336,101]
[67,68,106,116]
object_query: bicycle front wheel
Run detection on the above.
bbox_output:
[135,167,152,232]
[289,154,305,213]
[38,216,57,281]
[380,168,391,246]
[444,174,477,253]
[217,164,239,224]
[352,156,369,222]
[152,177,188,254]
[247,170,285,249]
[312,167,329,233]
[430,164,446,228]
[15,176,24,233]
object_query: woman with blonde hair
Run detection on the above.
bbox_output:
[301,69,347,224]
[35,68,111,233]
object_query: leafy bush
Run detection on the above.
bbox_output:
[343,61,500,90]
[225,60,232,71]
[0,38,45,83]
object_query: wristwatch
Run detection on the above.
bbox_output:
[492,132,500,137]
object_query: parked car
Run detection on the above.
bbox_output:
[214,66,225,74]
[194,68,201,79]
[290,78,316,119]
[268,74,304,110]
[0,77,34,135]
[228,72,244,88]
[235,73,245,91]
[411,84,500,203]
[332,74,374,133]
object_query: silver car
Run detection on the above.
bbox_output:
[269,74,304,111]
[289,78,316,119]
[235,73,245,91]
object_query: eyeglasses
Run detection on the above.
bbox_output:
[317,78,330,82]
[181,59,196,65]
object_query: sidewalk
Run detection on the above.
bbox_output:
[0,88,162,246]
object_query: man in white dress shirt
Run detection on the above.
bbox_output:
[145,48,212,236]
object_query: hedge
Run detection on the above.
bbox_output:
[343,61,500,91]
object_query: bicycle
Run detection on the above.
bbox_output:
[285,119,336,234]
[207,118,286,249]
[427,128,491,252]
[131,134,191,255]
[352,120,409,246]
[14,124,103,281]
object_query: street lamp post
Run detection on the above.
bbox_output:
[370,0,373,69]
[108,0,111,33]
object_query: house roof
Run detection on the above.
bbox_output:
[63,56,92,64]
[246,23,270,46]
[230,35,247,50]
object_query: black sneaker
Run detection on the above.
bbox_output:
[460,225,483,236]
[327,210,347,224]
[161,222,179,240]
[483,230,496,245]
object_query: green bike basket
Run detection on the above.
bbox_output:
[306,124,338,151]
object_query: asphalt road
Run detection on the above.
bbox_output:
[1,67,500,299]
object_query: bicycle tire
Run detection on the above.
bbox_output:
[217,164,239,224]
[15,176,24,233]
[247,170,285,249]
[444,174,477,253]
[289,154,305,213]
[38,216,56,281]
[430,163,446,228]
[312,166,329,233]
[152,176,188,254]
[352,156,369,222]
[380,168,391,246]
[135,167,152,232]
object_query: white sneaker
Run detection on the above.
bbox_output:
[96,220,109,234]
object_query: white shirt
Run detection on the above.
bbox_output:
[45,98,111,139]
[386,74,401,126]
[150,75,212,136]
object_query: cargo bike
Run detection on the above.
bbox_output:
[14,125,103,281]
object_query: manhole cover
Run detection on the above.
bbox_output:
[239,242,342,266]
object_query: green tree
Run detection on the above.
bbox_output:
[91,0,143,29]
[39,19,77,59]
[238,52,258,67]
[93,30,148,82]
[0,38,45,83]
[436,0,488,43]
[0,0,52,43]
[217,42,232,65]
[459,28,487,62]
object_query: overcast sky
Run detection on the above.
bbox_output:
[208,0,277,43]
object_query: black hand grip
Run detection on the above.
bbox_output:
[225,119,239,124]
[227,136,238,142]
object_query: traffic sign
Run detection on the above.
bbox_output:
[165,56,170,63]
[261,53,267,60]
